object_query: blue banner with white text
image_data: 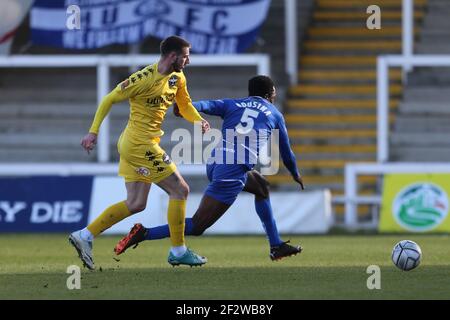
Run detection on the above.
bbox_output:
[0,176,92,232]
[30,0,271,53]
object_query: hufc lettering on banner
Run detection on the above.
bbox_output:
[30,0,271,53]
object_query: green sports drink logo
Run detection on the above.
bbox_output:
[393,183,448,232]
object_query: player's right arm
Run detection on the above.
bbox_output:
[81,75,144,154]
[174,74,210,133]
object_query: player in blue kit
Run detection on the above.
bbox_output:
[114,75,304,262]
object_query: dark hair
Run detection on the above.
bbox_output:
[248,75,275,98]
[160,36,191,56]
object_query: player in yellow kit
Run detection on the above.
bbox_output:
[69,36,210,269]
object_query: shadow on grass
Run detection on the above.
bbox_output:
[1,265,449,300]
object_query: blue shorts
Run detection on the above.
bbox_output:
[204,163,249,205]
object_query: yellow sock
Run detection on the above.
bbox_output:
[87,201,131,237]
[167,199,186,246]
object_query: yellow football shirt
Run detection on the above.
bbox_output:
[89,62,204,144]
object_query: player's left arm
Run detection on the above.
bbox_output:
[173,99,227,119]
[175,75,209,133]
[277,115,304,190]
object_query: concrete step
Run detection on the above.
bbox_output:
[416,43,450,54]
[304,40,401,52]
[426,10,450,17]
[0,141,225,163]
[406,68,450,85]
[0,102,129,118]
[287,107,381,115]
[286,99,399,109]
[303,49,401,56]
[300,55,377,67]
[293,144,376,154]
[296,167,345,177]
[286,114,395,124]
[394,115,450,132]
[297,159,375,169]
[420,28,450,38]
[399,101,450,115]
[425,3,450,12]
[286,121,376,130]
[188,88,248,101]
[288,129,376,144]
[298,69,402,83]
[0,117,128,134]
[313,21,403,28]
[291,136,376,146]
[403,87,450,101]
[308,26,409,39]
[427,0,450,8]
[0,69,97,88]
[0,132,144,152]
[304,151,376,161]
[301,50,386,57]
[0,70,254,104]
[313,11,424,21]
[289,84,402,97]
[316,0,427,9]
[0,133,82,147]
[0,88,97,103]
[390,147,450,162]
[0,147,96,162]
[391,132,450,146]
[184,66,256,88]
[422,17,450,28]
[288,129,376,139]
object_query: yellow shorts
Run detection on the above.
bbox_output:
[117,134,177,184]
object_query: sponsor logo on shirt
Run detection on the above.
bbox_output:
[135,167,150,177]
[146,96,164,106]
[168,75,178,88]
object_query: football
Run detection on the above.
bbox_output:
[392,240,422,271]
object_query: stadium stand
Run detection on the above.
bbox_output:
[0,0,314,195]
[3,0,447,217]
[0,1,313,167]
[271,0,428,220]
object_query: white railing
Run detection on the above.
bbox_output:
[0,54,270,163]
[377,55,450,163]
[285,0,298,85]
[344,162,450,230]
[402,0,414,76]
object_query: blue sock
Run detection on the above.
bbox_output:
[145,218,195,240]
[255,198,283,247]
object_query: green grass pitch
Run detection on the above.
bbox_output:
[0,234,449,299]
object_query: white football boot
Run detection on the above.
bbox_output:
[69,230,95,270]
